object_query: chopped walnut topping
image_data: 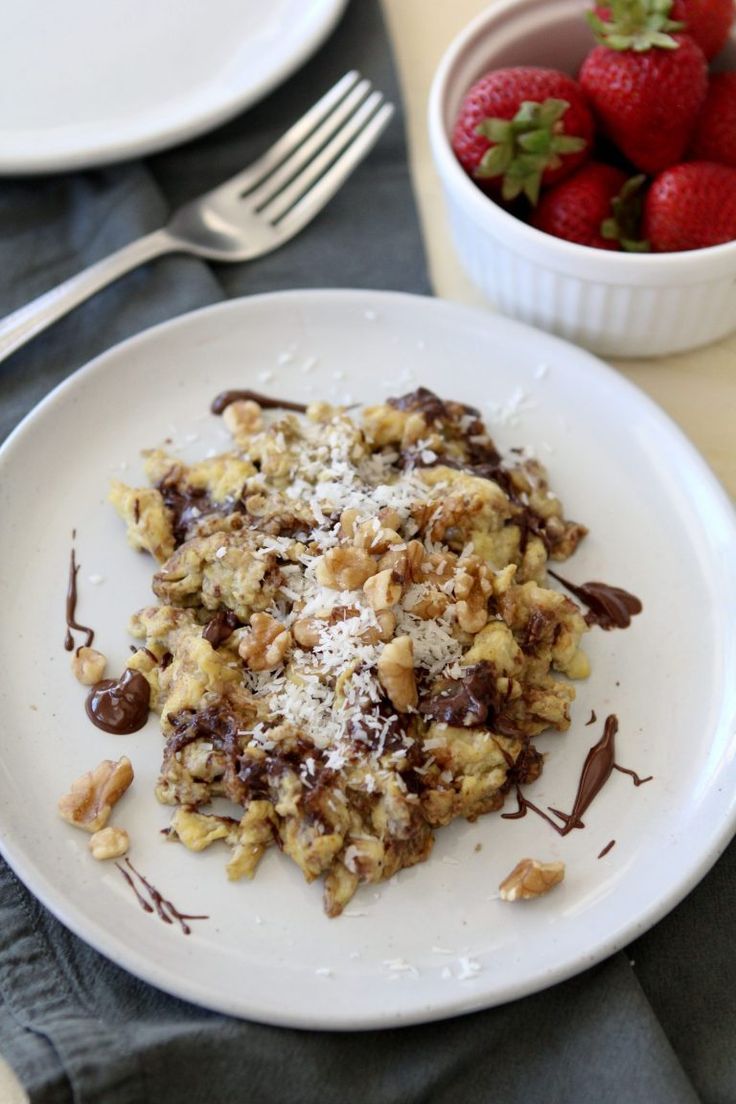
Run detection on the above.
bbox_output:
[223,399,263,438]
[238,612,292,671]
[70,646,107,686]
[89,826,130,860]
[499,858,565,901]
[316,546,378,590]
[363,568,402,611]
[58,757,134,833]
[377,635,418,713]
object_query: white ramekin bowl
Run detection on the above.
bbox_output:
[428,0,736,358]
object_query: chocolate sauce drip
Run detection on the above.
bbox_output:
[165,704,239,757]
[117,859,208,935]
[157,481,212,545]
[521,608,553,653]
[85,669,151,734]
[202,610,241,648]
[549,714,619,834]
[64,547,95,651]
[612,763,653,786]
[585,709,598,726]
[598,839,616,859]
[512,506,553,554]
[348,696,409,753]
[549,571,643,630]
[419,662,506,728]
[388,387,480,424]
[501,784,566,835]
[210,389,307,415]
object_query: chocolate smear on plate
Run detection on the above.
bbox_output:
[116,858,208,935]
[85,669,151,734]
[211,389,307,415]
[548,571,642,630]
[64,546,95,652]
[549,716,653,834]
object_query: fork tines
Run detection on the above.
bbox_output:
[225,72,394,233]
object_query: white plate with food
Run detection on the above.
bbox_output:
[0,0,347,174]
[0,290,734,1029]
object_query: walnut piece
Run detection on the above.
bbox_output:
[315,546,377,590]
[89,826,129,860]
[58,757,134,833]
[239,612,292,671]
[352,517,402,554]
[223,399,263,438]
[499,857,565,901]
[454,562,491,634]
[363,568,402,611]
[70,646,107,686]
[292,617,322,648]
[377,635,418,713]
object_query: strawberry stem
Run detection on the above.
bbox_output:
[600,174,651,251]
[587,0,684,51]
[474,98,587,205]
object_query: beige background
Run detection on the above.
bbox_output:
[1,2,734,1097]
[382,0,736,498]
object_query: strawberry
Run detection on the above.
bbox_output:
[594,1,734,58]
[580,1,707,173]
[690,73,736,166]
[451,67,594,204]
[644,161,736,250]
[531,162,648,250]
[670,0,734,59]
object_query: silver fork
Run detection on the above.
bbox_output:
[0,72,393,365]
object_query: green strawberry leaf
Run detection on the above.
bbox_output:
[587,0,684,51]
[472,98,587,204]
[476,118,512,144]
[553,134,587,154]
[476,142,513,177]
[600,174,651,250]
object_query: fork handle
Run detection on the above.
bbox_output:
[0,228,178,365]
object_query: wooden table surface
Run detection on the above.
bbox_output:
[382,0,736,499]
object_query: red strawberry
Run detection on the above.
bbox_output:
[690,73,736,166]
[581,2,707,173]
[670,0,734,60]
[532,163,648,250]
[451,67,594,204]
[594,1,734,59]
[644,161,736,250]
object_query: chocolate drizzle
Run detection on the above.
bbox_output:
[211,389,307,415]
[501,715,652,837]
[501,784,567,835]
[585,709,598,726]
[549,715,619,833]
[202,610,241,648]
[85,669,151,734]
[388,387,480,423]
[598,839,616,859]
[419,662,508,728]
[612,763,653,786]
[116,858,208,935]
[549,571,642,630]
[64,547,95,652]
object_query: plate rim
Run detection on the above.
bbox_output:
[0,0,348,175]
[1,287,735,1029]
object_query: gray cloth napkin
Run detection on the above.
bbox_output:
[0,3,733,1102]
